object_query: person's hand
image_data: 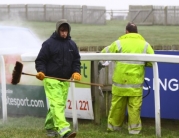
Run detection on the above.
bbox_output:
[98,61,105,71]
[71,72,81,81]
[36,72,45,80]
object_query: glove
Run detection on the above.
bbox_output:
[71,72,81,81]
[98,61,105,72]
[36,72,45,80]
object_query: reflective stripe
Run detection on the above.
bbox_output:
[104,46,110,53]
[103,40,121,64]
[117,41,149,65]
[108,123,121,131]
[129,123,142,129]
[129,130,140,134]
[128,124,141,134]
[58,127,70,135]
[108,123,113,130]
[102,46,111,65]
[113,82,143,88]
[105,40,121,53]
[116,40,122,53]
[119,61,145,65]
[105,41,148,65]
[143,42,149,53]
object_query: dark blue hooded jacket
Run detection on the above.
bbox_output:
[35,20,81,79]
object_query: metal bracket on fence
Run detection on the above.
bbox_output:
[0,55,7,123]
[98,86,104,98]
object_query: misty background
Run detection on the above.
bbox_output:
[0,0,179,10]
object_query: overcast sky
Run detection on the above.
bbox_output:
[0,0,178,10]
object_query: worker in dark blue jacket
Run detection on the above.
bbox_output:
[35,19,81,138]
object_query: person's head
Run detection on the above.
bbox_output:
[125,22,138,34]
[56,19,71,39]
[58,23,69,38]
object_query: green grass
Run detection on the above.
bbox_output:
[0,116,179,138]
[1,20,179,47]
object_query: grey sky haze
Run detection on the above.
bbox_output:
[0,0,178,10]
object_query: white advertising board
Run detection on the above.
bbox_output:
[65,88,94,120]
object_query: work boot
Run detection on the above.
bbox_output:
[62,131,76,138]
[46,129,59,137]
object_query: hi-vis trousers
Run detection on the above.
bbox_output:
[43,78,70,136]
[107,94,142,134]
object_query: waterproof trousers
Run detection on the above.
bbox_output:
[107,94,142,134]
[43,78,70,136]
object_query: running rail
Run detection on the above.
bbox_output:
[21,53,179,138]
[0,55,7,123]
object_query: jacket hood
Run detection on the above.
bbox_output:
[56,19,71,34]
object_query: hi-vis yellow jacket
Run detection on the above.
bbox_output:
[101,33,154,96]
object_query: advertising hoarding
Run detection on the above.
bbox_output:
[142,51,179,119]
[0,55,94,119]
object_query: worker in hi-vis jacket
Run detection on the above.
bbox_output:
[100,22,154,135]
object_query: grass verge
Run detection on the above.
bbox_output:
[0,116,179,138]
[0,20,179,47]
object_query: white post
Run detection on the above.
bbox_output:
[70,82,78,131]
[0,55,7,123]
[152,62,161,138]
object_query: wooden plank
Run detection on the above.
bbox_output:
[91,61,101,124]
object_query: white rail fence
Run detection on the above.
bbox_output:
[1,53,179,137]
[0,55,7,123]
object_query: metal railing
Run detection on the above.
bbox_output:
[0,55,7,123]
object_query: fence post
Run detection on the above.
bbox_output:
[25,4,28,20]
[0,56,7,123]
[91,61,101,124]
[82,5,87,24]
[7,4,10,19]
[164,6,168,25]
[70,82,78,131]
[44,4,46,21]
[152,62,161,138]
[62,5,65,19]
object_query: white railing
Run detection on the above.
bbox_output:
[20,53,179,137]
[0,55,7,123]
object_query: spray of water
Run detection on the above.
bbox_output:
[0,25,42,55]
[0,9,44,55]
